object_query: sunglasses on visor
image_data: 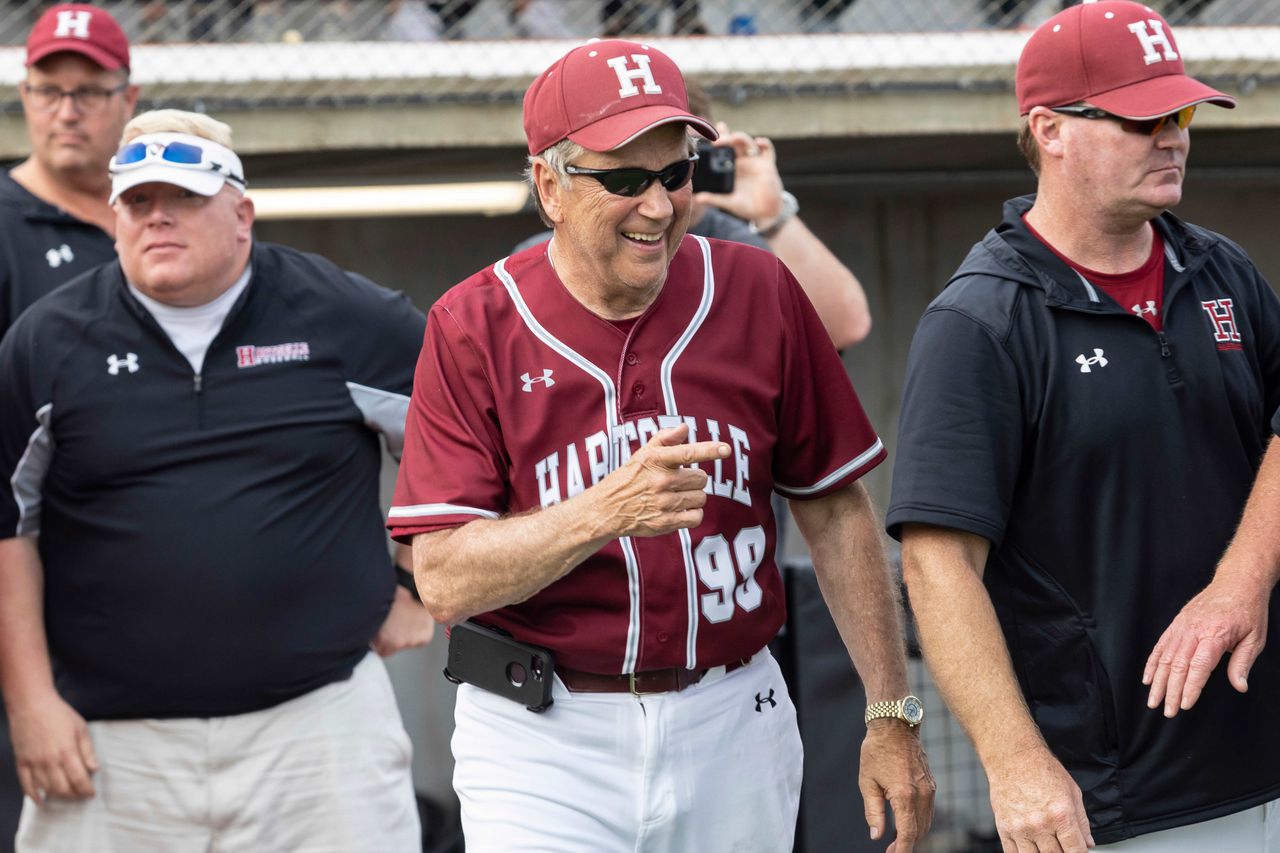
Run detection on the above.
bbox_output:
[1050,104,1197,137]
[110,140,246,186]
[564,155,699,197]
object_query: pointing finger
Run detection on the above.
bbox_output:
[650,440,731,468]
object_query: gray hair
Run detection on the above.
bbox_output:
[525,139,586,228]
[524,131,699,227]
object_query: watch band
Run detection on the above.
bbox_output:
[864,694,924,727]
[864,698,904,724]
[751,190,799,239]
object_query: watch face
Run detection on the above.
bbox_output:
[902,696,924,725]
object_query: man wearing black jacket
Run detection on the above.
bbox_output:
[0,110,430,851]
[889,3,1280,851]
[1,4,137,336]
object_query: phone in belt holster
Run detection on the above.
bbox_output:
[443,620,556,713]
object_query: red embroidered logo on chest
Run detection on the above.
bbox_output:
[1200,299,1243,351]
[235,342,311,368]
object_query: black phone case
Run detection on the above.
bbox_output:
[693,140,736,194]
[444,621,556,713]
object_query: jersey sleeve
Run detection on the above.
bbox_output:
[0,317,55,539]
[387,303,508,541]
[771,259,885,500]
[885,306,1024,544]
[338,273,427,460]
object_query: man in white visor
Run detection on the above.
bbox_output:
[0,109,433,851]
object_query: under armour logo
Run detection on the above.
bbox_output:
[754,689,776,713]
[1132,300,1157,317]
[1076,349,1108,373]
[1128,20,1178,66]
[45,244,74,268]
[106,353,138,375]
[521,369,555,392]
[54,9,92,39]
[606,54,661,98]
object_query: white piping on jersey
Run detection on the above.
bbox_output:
[1162,240,1186,273]
[1073,271,1101,304]
[10,403,54,537]
[775,438,884,497]
[661,235,716,670]
[388,503,499,520]
[345,382,411,460]
[492,256,645,674]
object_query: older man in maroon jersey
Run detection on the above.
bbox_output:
[389,39,933,852]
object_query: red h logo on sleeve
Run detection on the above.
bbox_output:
[1201,299,1242,347]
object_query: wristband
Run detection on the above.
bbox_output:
[395,565,421,602]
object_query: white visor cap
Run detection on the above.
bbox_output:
[109,132,246,205]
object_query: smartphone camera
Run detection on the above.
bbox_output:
[693,139,735,194]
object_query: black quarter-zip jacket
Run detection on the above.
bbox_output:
[0,242,426,720]
[888,196,1280,843]
[0,169,117,336]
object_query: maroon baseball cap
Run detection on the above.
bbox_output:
[523,39,717,155]
[1016,0,1233,119]
[26,4,130,72]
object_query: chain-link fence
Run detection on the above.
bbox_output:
[1,0,1278,112]
[3,0,1279,43]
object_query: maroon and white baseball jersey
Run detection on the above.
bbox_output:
[389,236,884,674]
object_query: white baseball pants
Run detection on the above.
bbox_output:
[452,648,803,853]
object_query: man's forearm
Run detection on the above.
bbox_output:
[900,525,1044,763]
[791,483,908,700]
[412,494,613,626]
[1215,437,1280,589]
[0,537,58,710]
[768,218,871,349]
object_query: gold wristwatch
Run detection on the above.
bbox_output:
[864,695,925,728]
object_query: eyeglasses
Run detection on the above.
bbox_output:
[110,140,246,187]
[564,156,699,197]
[1051,104,1197,136]
[21,82,128,115]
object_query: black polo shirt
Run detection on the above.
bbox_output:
[0,169,117,336]
[0,242,426,720]
[888,196,1280,843]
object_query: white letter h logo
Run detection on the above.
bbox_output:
[1128,20,1178,65]
[606,55,662,98]
[54,10,92,39]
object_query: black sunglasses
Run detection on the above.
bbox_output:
[564,155,699,197]
[1051,104,1196,137]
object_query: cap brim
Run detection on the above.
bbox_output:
[568,106,718,153]
[1088,73,1236,119]
[109,165,229,204]
[27,40,124,70]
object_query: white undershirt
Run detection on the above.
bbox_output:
[128,266,252,375]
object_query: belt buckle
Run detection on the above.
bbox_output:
[628,671,652,696]
[629,671,673,696]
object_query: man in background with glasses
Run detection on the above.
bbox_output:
[0,110,429,850]
[389,39,933,851]
[890,2,1280,851]
[1,4,138,336]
